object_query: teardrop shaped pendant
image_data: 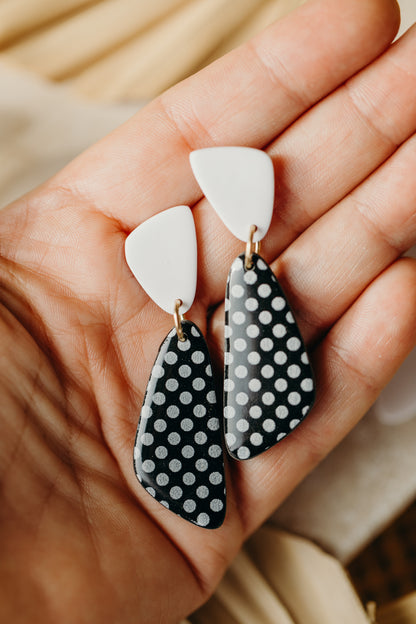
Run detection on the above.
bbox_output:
[134,320,226,528]
[223,254,315,460]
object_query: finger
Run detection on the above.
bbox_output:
[232,257,416,533]
[198,24,416,309]
[52,0,399,225]
[271,130,416,344]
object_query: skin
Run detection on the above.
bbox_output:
[1,0,416,621]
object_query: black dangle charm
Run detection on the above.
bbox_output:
[224,253,315,460]
[134,321,226,529]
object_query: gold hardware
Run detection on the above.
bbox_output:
[245,224,261,270]
[174,298,185,341]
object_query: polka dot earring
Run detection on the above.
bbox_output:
[190,147,315,460]
[125,205,226,528]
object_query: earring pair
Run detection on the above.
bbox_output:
[125,147,315,529]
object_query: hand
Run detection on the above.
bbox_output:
[1,0,415,621]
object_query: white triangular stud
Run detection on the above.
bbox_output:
[190,147,274,242]
[125,205,197,315]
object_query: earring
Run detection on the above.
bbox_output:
[190,147,315,460]
[125,205,226,528]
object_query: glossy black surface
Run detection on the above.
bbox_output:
[224,253,315,460]
[134,321,226,529]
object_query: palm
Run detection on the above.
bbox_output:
[1,1,416,622]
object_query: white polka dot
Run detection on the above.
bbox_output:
[232,311,246,325]
[236,419,249,432]
[225,432,236,446]
[301,378,313,392]
[165,378,179,392]
[141,405,152,419]
[288,364,301,378]
[197,513,210,526]
[183,472,196,485]
[248,351,261,365]
[301,352,309,365]
[192,350,205,364]
[224,405,235,419]
[277,433,286,441]
[209,471,223,485]
[245,297,259,312]
[183,499,196,512]
[170,486,183,500]
[287,337,301,351]
[249,405,262,419]
[178,339,191,351]
[192,377,206,391]
[154,418,167,432]
[224,352,234,365]
[169,458,182,472]
[274,351,288,365]
[302,405,310,416]
[168,432,181,445]
[286,311,295,323]
[208,417,220,431]
[156,473,169,486]
[261,364,274,379]
[179,365,191,378]
[180,418,193,431]
[234,338,247,352]
[210,499,224,512]
[197,485,209,499]
[260,337,274,351]
[290,419,300,429]
[258,284,272,298]
[274,378,288,392]
[236,392,249,405]
[141,433,154,446]
[276,405,289,419]
[196,459,208,472]
[235,365,248,378]
[193,404,206,417]
[153,364,165,378]
[160,500,170,508]
[288,392,301,405]
[249,378,262,392]
[263,418,276,432]
[232,284,245,298]
[146,487,156,497]
[208,444,222,458]
[167,406,179,419]
[246,324,260,338]
[237,446,251,459]
[272,296,286,311]
[180,391,192,405]
[262,392,275,406]
[164,352,178,365]
[224,378,235,392]
[259,310,272,324]
[206,364,213,377]
[181,445,195,459]
[207,390,216,404]
[142,459,155,473]
[225,298,231,311]
[155,445,168,459]
[256,258,268,270]
[250,432,263,446]
[191,325,200,337]
[152,392,166,405]
[194,431,207,445]
[244,270,257,284]
[273,324,287,338]
[224,325,233,339]
[233,257,244,270]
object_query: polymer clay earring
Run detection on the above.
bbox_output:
[125,205,226,528]
[190,147,315,460]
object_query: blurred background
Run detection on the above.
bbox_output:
[0,0,415,619]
